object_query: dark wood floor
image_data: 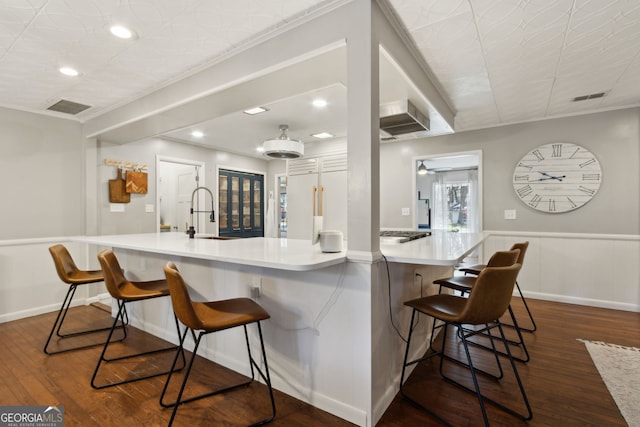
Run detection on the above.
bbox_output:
[379,297,640,427]
[0,298,638,426]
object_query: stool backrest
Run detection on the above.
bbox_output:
[49,244,79,283]
[486,248,520,268]
[509,241,529,266]
[164,262,202,330]
[97,249,128,299]
[458,263,522,325]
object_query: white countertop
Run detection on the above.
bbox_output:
[77,230,485,271]
[380,230,486,266]
[78,233,346,271]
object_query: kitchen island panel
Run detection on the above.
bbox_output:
[111,248,371,426]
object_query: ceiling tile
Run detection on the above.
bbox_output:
[0,0,639,155]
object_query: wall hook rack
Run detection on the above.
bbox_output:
[104,159,148,172]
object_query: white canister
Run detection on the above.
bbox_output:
[319,230,343,253]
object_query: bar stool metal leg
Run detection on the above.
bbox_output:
[44,284,124,354]
[160,322,276,427]
[91,300,186,389]
[45,244,126,355]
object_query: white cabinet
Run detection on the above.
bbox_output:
[286,154,348,240]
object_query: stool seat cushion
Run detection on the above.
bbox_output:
[193,298,271,332]
[117,279,170,301]
[433,275,476,292]
[412,264,521,325]
[65,269,104,284]
[405,294,467,322]
[458,264,486,275]
[49,244,104,284]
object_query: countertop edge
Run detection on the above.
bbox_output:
[74,234,347,272]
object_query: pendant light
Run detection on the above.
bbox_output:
[418,161,428,175]
[263,124,304,159]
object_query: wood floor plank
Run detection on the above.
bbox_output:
[0,298,638,426]
[379,298,640,427]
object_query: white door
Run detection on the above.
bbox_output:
[158,159,202,233]
[177,167,199,233]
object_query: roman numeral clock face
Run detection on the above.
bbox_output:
[512,143,602,213]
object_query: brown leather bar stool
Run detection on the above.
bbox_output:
[459,241,536,332]
[161,262,275,427]
[91,249,185,389]
[44,244,119,354]
[400,263,532,427]
[433,248,531,363]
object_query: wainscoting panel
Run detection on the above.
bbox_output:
[0,238,108,322]
[480,232,640,312]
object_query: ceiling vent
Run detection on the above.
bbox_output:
[380,100,430,137]
[46,99,91,115]
[572,92,606,102]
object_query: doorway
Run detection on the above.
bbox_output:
[415,151,482,232]
[156,156,207,234]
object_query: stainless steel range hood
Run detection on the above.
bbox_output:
[379,100,430,137]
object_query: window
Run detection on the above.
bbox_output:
[416,152,481,233]
[431,171,478,232]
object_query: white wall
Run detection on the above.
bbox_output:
[481,232,640,312]
[381,107,640,311]
[97,137,269,235]
[0,107,84,239]
[381,107,640,235]
[0,108,108,320]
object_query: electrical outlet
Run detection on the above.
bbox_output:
[401,207,410,216]
[145,204,154,213]
[504,209,517,220]
[250,276,262,298]
[250,286,260,298]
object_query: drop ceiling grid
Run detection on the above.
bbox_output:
[397,0,640,131]
[0,0,335,116]
[546,0,640,116]
[0,0,638,141]
[396,0,500,131]
[473,0,573,124]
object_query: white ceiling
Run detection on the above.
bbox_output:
[2,0,639,157]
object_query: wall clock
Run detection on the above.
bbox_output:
[512,142,602,213]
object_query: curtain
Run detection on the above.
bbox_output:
[431,169,479,231]
[432,174,447,230]
[265,191,277,237]
[466,169,479,232]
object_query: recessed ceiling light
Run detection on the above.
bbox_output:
[244,106,268,115]
[311,132,334,139]
[312,99,328,108]
[110,25,135,39]
[59,67,79,77]
[191,130,204,138]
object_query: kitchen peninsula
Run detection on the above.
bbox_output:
[78,230,484,426]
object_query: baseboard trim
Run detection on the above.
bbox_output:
[525,291,640,313]
[0,292,113,324]
[133,317,370,426]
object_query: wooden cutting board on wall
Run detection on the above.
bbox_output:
[126,170,148,194]
[109,168,130,203]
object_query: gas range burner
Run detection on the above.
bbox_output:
[380,230,431,243]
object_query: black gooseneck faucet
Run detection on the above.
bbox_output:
[188,186,215,238]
